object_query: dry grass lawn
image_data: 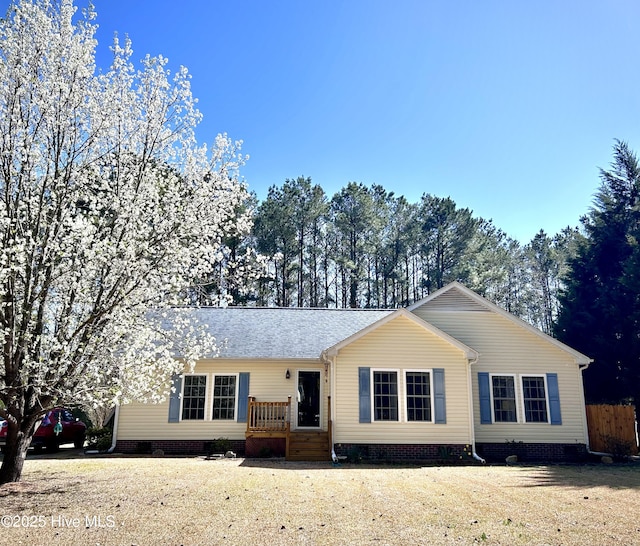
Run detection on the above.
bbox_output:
[0,453,639,545]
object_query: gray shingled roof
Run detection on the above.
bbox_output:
[186,307,394,359]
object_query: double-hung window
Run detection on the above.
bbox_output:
[373,370,398,421]
[405,371,432,422]
[491,375,517,423]
[212,375,237,420]
[521,376,548,423]
[182,375,207,420]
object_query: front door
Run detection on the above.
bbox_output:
[297,370,321,428]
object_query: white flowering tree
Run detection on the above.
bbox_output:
[0,0,250,483]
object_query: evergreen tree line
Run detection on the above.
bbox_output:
[201,140,640,404]
[202,177,581,335]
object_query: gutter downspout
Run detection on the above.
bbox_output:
[322,351,339,463]
[330,355,338,463]
[467,355,485,464]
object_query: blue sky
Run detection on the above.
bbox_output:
[6,0,640,242]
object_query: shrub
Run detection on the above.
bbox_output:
[600,434,635,460]
[346,446,363,463]
[210,438,232,454]
[86,427,113,451]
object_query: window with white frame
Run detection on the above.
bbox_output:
[522,376,548,423]
[405,371,432,422]
[491,375,517,422]
[182,375,207,420]
[212,375,237,420]
[373,370,398,421]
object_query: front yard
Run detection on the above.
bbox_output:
[0,455,639,545]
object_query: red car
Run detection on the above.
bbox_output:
[0,407,86,452]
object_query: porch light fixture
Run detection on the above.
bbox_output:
[285,369,291,379]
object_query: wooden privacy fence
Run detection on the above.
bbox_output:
[586,404,638,455]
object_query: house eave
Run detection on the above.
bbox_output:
[200,356,323,362]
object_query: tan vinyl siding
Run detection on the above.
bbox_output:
[333,314,472,445]
[117,359,326,441]
[412,306,588,444]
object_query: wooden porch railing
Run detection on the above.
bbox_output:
[246,395,333,461]
[246,396,291,433]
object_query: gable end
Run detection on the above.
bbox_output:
[409,282,592,366]
[422,286,490,312]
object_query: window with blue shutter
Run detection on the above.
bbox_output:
[479,372,562,425]
[358,367,371,423]
[237,372,250,423]
[478,372,492,424]
[546,373,562,425]
[433,368,446,424]
[168,373,182,423]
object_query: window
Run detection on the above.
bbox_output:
[491,375,517,422]
[373,370,398,421]
[182,375,207,420]
[406,371,432,422]
[522,376,548,423]
[479,372,560,425]
[212,375,237,420]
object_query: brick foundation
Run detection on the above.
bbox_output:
[115,439,588,463]
[116,439,245,455]
[475,442,588,463]
[245,437,286,458]
[333,443,472,462]
[334,443,588,463]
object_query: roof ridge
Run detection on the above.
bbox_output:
[192,306,395,311]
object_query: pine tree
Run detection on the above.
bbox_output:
[555,140,640,404]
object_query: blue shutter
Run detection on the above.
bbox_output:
[237,372,250,423]
[433,368,446,424]
[358,367,371,423]
[547,373,562,425]
[478,372,492,424]
[168,374,182,423]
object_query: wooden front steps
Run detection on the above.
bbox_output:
[287,431,330,462]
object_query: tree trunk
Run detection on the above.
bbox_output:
[0,420,35,484]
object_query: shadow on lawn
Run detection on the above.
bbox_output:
[238,457,640,490]
[238,457,483,471]
[513,462,640,490]
[0,478,79,498]
[239,457,343,470]
[0,445,97,462]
